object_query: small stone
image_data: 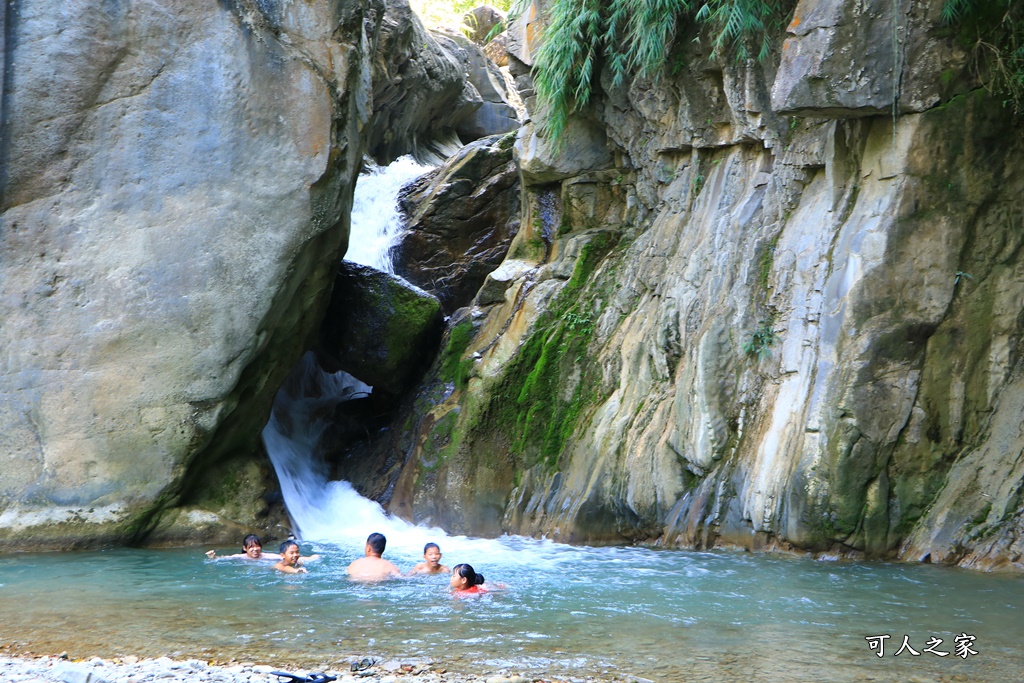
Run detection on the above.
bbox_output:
[54,663,107,683]
[252,665,275,674]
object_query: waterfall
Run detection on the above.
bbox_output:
[343,156,434,273]
[262,155,435,545]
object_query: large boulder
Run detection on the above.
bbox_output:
[432,28,522,141]
[318,262,444,395]
[393,132,521,313]
[367,0,482,163]
[0,0,379,549]
[462,5,506,45]
[771,0,970,116]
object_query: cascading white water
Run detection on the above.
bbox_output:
[262,155,438,548]
[343,155,434,273]
[261,352,382,543]
[262,156,571,562]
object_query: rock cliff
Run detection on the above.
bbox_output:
[0,0,382,549]
[381,0,1024,571]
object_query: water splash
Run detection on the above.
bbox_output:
[263,155,452,551]
[344,155,434,272]
[262,156,575,562]
[262,352,379,543]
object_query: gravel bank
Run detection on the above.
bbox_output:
[0,655,632,683]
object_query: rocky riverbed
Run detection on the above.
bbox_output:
[0,654,630,683]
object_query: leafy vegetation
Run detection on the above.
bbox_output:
[942,0,1024,120]
[533,0,792,145]
[742,321,779,360]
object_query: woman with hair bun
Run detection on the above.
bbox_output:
[450,563,488,594]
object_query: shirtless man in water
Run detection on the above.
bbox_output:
[346,532,402,580]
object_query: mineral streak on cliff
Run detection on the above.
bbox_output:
[378,0,1024,572]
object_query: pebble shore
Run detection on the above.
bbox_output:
[0,655,632,683]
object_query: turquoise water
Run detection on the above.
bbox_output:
[1,539,1022,682]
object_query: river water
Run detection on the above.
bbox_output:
[3,160,1022,683]
[1,540,1022,682]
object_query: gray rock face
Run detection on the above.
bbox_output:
[462,5,506,45]
[431,29,522,141]
[0,0,377,548]
[380,0,1024,571]
[367,0,482,164]
[771,0,969,116]
[393,133,521,313]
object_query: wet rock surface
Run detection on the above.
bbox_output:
[379,0,1024,571]
[319,263,444,396]
[394,133,521,313]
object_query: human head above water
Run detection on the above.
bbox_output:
[242,534,263,558]
[451,563,484,589]
[366,532,387,555]
[277,539,302,567]
[423,542,442,567]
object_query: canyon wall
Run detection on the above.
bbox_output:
[0,0,384,548]
[384,0,1024,571]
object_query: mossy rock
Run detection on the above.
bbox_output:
[319,262,445,394]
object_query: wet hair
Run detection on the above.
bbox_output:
[423,542,440,554]
[242,534,262,550]
[367,532,387,555]
[279,540,299,554]
[452,563,484,586]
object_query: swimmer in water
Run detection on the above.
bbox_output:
[346,532,402,581]
[272,540,319,574]
[450,563,488,594]
[205,534,281,561]
[409,542,450,575]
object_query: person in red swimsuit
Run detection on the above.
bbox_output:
[450,563,488,594]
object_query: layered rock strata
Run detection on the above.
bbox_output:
[379,0,1024,571]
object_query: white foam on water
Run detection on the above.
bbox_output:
[260,154,573,565]
[262,348,583,567]
[344,155,434,273]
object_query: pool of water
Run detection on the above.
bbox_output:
[1,537,1021,682]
